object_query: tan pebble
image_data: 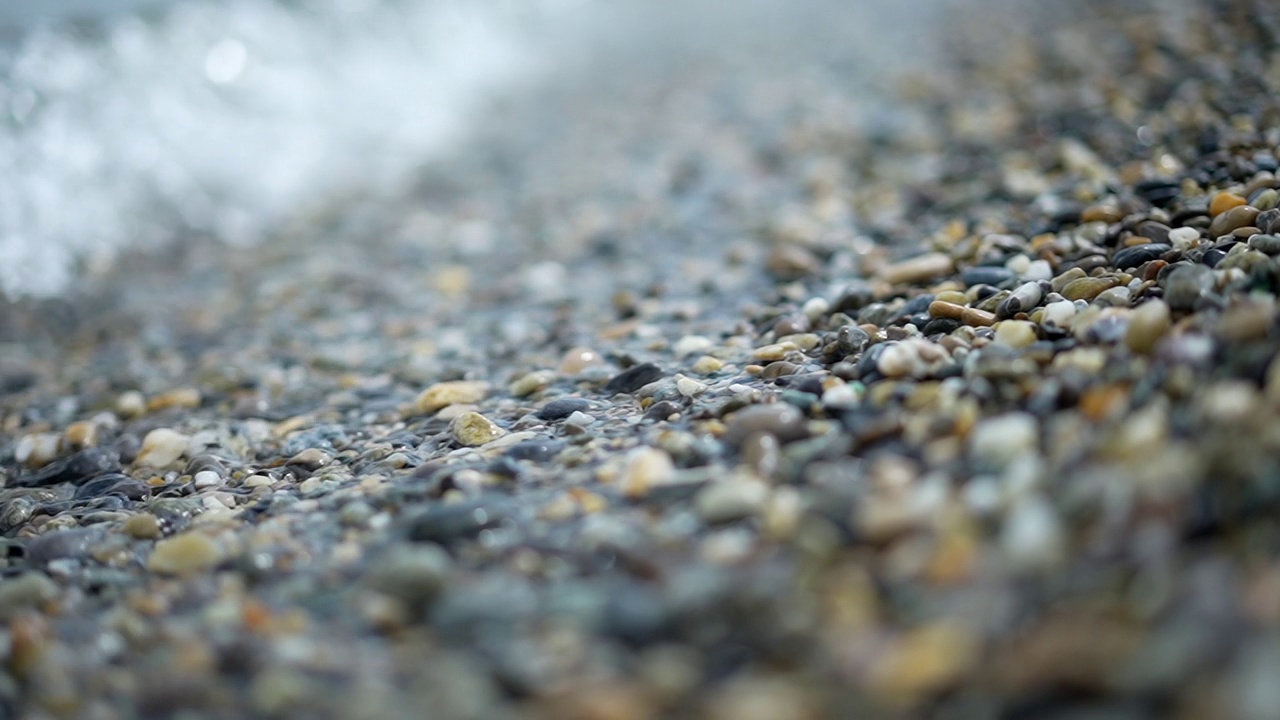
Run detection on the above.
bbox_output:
[115,391,147,418]
[286,448,332,470]
[673,335,714,357]
[993,320,1038,348]
[675,376,707,398]
[449,412,506,447]
[1209,191,1247,217]
[146,387,201,412]
[751,342,798,362]
[148,533,223,575]
[62,421,98,450]
[414,381,489,415]
[558,347,605,375]
[692,355,724,374]
[928,300,964,320]
[123,513,162,540]
[1081,204,1123,223]
[620,447,676,498]
[509,370,555,398]
[135,428,191,468]
[431,265,470,297]
[14,433,62,469]
[1216,299,1275,343]
[243,474,276,488]
[872,623,976,700]
[879,252,954,285]
[1061,276,1119,301]
[934,290,968,306]
[1124,299,1172,353]
[696,476,770,523]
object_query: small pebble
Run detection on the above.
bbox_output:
[880,252,954,284]
[558,347,605,375]
[1125,299,1172,353]
[148,533,223,575]
[414,381,490,415]
[620,447,676,498]
[123,513,162,540]
[450,412,507,447]
[135,428,191,469]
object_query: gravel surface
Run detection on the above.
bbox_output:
[5,0,1280,717]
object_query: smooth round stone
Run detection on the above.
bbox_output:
[993,320,1038,348]
[969,413,1038,469]
[1061,276,1119,302]
[879,252,954,285]
[414,381,490,415]
[673,335,714,357]
[558,347,605,375]
[536,397,593,421]
[1248,234,1280,255]
[1125,299,1172,353]
[877,342,923,378]
[1209,191,1247,217]
[63,421,99,450]
[509,370,555,398]
[1209,205,1260,237]
[620,447,676,498]
[1168,226,1201,251]
[286,448,332,470]
[135,428,191,469]
[1162,264,1214,311]
[364,545,453,609]
[122,513,162,540]
[676,376,708,397]
[961,266,1016,287]
[741,432,782,478]
[0,573,58,622]
[692,356,725,374]
[1093,286,1132,307]
[1002,494,1065,569]
[115,391,147,418]
[193,470,221,489]
[450,412,506,447]
[1253,188,1280,212]
[724,404,807,446]
[14,433,61,469]
[1112,243,1170,270]
[148,533,223,575]
[696,476,770,524]
[1039,300,1076,329]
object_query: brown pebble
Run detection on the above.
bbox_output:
[1209,205,1260,237]
[558,347,605,375]
[146,387,202,412]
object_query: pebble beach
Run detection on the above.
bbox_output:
[4,0,1280,717]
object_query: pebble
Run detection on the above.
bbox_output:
[1124,299,1172,353]
[122,513,162,539]
[992,320,1038,348]
[135,428,191,469]
[673,335,714,357]
[0,573,58,621]
[620,447,676,498]
[1168,226,1201,251]
[414,381,490,415]
[365,544,453,610]
[536,397,593,421]
[969,413,1038,470]
[115,390,147,418]
[692,355,725,374]
[1209,205,1260,238]
[1040,300,1076,328]
[558,347,605,375]
[146,387,202,412]
[509,370,555,398]
[676,376,708,397]
[1210,191,1247,217]
[724,403,807,446]
[1001,493,1065,570]
[603,363,665,394]
[695,475,770,524]
[1162,264,1214,311]
[1112,243,1170,270]
[1061,276,1118,302]
[880,252,954,284]
[192,470,221,489]
[996,282,1043,318]
[449,412,507,447]
[147,533,223,575]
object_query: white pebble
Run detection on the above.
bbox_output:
[1002,494,1065,569]
[1169,226,1200,252]
[193,470,221,489]
[1040,300,1077,329]
[969,413,1038,470]
[673,335,714,357]
[1023,259,1054,282]
[802,297,830,320]
[136,428,191,468]
[676,376,708,398]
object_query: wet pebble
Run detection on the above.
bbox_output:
[135,429,191,469]
[603,363,665,395]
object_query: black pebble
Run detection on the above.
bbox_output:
[535,397,592,421]
[1112,243,1171,270]
[603,363,664,395]
[73,473,151,500]
[504,438,566,462]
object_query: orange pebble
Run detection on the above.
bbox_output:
[1209,191,1247,217]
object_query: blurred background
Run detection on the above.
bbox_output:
[0,0,966,299]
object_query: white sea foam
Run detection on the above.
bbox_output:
[0,0,552,297]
